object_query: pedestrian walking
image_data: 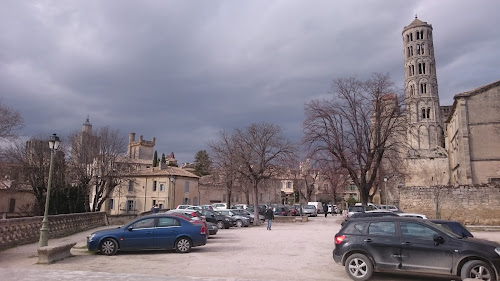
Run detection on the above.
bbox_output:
[323,203,328,218]
[265,207,274,230]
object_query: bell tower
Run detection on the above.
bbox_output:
[402,16,443,152]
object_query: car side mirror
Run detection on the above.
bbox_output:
[127,226,134,231]
[433,235,444,246]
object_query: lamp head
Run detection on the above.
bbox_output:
[49,134,60,150]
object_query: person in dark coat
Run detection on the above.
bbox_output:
[265,207,275,230]
[151,204,159,213]
[323,203,329,218]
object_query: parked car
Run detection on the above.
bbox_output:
[87,214,207,255]
[328,204,339,214]
[398,212,428,219]
[176,205,193,210]
[288,205,300,216]
[273,206,290,216]
[430,219,474,238]
[378,204,400,212]
[347,205,366,218]
[231,204,248,210]
[200,205,214,211]
[301,205,318,217]
[247,205,267,216]
[206,221,218,236]
[308,202,323,214]
[216,209,251,227]
[199,209,234,229]
[186,205,202,210]
[231,208,265,223]
[212,203,228,211]
[333,216,500,281]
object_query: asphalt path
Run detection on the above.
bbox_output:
[1,215,499,281]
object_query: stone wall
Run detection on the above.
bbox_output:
[106,214,137,225]
[0,212,107,250]
[399,184,500,225]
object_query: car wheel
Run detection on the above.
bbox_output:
[236,220,243,227]
[345,253,373,281]
[175,237,192,253]
[461,260,495,281]
[216,221,224,229]
[100,238,118,256]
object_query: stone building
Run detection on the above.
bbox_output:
[402,17,449,187]
[100,133,199,215]
[445,80,500,185]
[400,17,499,188]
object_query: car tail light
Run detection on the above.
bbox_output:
[200,225,206,235]
[335,235,346,244]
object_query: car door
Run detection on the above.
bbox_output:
[120,217,157,250]
[399,221,454,274]
[364,221,401,269]
[154,217,181,249]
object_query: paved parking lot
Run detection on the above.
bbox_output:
[1,215,499,281]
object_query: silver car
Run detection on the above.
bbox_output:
[301,205,318,217]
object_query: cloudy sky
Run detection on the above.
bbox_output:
[1,0,499,164]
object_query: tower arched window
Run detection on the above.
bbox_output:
[421,43,425,54]
[410,46,413,56]
[406,34,410,43]
[422,63,426,74]
[420,83,427,94]
[410,33,413,41]
[412,65,415,76]
[408,66,412,76]
[421,107,430,119]
[420,30,424,40]
[417,44,420,55]
[418,63,422,74]
[427,108,431,120]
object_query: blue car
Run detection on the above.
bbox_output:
[87,214,207,255]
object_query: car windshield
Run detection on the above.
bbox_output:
[304,205,314,209]
[427,221,463,239]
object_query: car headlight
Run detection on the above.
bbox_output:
[495,247,500,257]
[87,233,96,242]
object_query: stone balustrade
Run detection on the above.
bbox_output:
[0,212,107,250]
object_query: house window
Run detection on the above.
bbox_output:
[160,183,164,191]
[193,197,199,205]
[153,199,157,206]
[422,108,431,119]
[127,200,135,211]
[128,181,134,192]
[183,198,189,204]
[159,203,164,209]
[324,183,329,191]
[287,181,292,189]
[153,180,157,191]
[108,199,114,210]
[185,181,190,192]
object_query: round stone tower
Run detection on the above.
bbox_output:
[402,17,443,152]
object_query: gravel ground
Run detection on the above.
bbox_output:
[1,215,500,281]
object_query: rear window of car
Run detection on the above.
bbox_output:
[349,206,365,212]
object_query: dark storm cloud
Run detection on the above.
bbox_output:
[1,0,499,163]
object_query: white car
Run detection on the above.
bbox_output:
[398,213,428,219]
[212,203,228,211]
[378,204,400,212]
[176,205,193,210]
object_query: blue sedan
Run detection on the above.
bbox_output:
[87,214,207,255]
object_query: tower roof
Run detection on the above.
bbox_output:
[403,16,432,33]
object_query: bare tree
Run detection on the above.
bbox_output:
[232,122,296,225]
[0,99,24,140]
[91,126,127,212]
[209,130,242,209]
[316,155,349,205]
[3,136,66,215]
[303,73,405,205]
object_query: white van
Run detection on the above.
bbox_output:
[308,202,324,214]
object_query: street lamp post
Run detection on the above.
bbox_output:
[383,176,388,206]
[39,134,60,248]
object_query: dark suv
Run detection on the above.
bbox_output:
[333,217,500,281]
